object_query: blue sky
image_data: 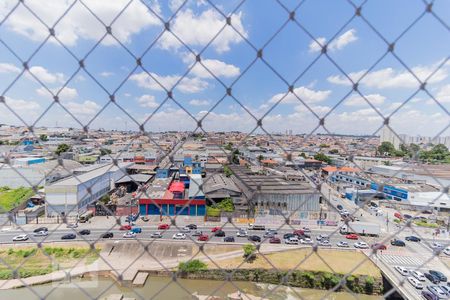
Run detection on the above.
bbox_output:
[0,0,449,137]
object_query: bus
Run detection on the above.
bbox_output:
[79,211,93,223]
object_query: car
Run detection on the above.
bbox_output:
[337,204,343,211]
[141,216,149,222]
[354,242,369,249]
[285,237,299,244]
[425,273,441,284]
[440,285,450,295]
[130,227,142,234]
[186,224,197,230]
[429,270,447,282]
[180,226,191,233]
[197,234,209,241]
[390,239,406,246]
[172,233,186,240]
[211,226,221,232]
[300,238,313,245]
[120,225,132,231]
[394,266,409,276]
[248,235,261,243]
[237,230,248,237]
[407,276,423,289]
[394,212,403,219]
[123,232,136,238]
[224,236,235,242]
[158,224,170,230]
[269,237,281,244]
[403,214,412,219]
[12,234,28,241]
[150,232,163,238]
[337,241,349,248]
[214,230,225,237]
[421,290,439,300]
[191,230,203,236]
[33,227,48,233]
[101,232,113,238]
[61,233,76,240]
[33,230,48,237]
[266,229,277,234]
[444,247,450,256]
[302,227,311,233]
[431,242,444,250]
[371,243,387,250]
[405,236,421,242]
[410,270,426,281]
[427,285,448,298]
[346,234,358,240]
[316,234,329,241]
[66,223,78,228]
[369,201,378,208]
[318,240,331,247]
[79,229,91,235]
[263,232,275,238]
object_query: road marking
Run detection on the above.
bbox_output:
[380,254,424,266]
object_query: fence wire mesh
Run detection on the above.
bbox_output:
[0,0,449,299]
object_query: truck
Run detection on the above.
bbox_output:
[340,221,381,237]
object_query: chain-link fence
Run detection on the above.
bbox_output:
[0,0,449,299]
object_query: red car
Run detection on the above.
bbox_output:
[211,226,221,232]
[120,225,131,231]
[346,234,359,240]
[198,234,209,241]
[293,229,304,236]
[269,237,281,244]
[158,224,170,230]
[371,243,387,250]
[394,212,403,219]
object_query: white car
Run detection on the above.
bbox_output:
[337,241,349,248]
[410,270,426,281]
[444,247,450,256]
[394,266,409,276]
[12,234,28,241]
[237,230,248,237]
[318,240,331,247]
[66,223,78,228]
[300,238,313,245]
[316,234,329,241]
[302,227,311,233]
[33,231,48,237]
[431,242,443,250]
[407,276,423,289]
[172,233,186,240]
[123,232,136,238]
[354,242,369,249]
[285,237,299,245]
[150,232,163,238]
[180,227,191,233]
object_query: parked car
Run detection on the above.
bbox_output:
[123,232,136,238]
[354,242,369,249]
[224,236,235,242]
[131,227,142,234]
[66,223,78,228]
[101,232,113,238]
[316,234,329,241]
[429,270,447,282]
[302,227,311,233]
[61,233,76,240]
[248,235,261,242]
[237,230,248,237]
[263,232,275,238]
[172,233,186,240]
[79,229,91,235]
[300,238,313,245]
[33,227,48,233]
[191,230,202,236]
[337,204,343,211]
[390,239,406,247]
[421,290,439,300]
[141,216,149,222]
[150,232,162,238]
[427,285,448,298]
[405,236,421,242]
[120,225,132,231]
[394,212,403,219]
[12,234,28,241]
[345,234,358,240]
[394,266,409,276]
[266,229,277,234]
[197,234,209,241]
[431,242,444,250]
[371,243,387,250]
[407,276,423,289]
[410,270,426,281]
[211,226,221,232]
[337,241,349,248]
[283,233,296,240]
[403,214,412,219]
[186,224,197,230]
[214,230,225,237]
[180,226,191,233]
[269,237,281,244]
[318,240,331,247]
[158,224,170,230]
[33,230,48,237]
[440,285,450,295]
[425,273,441,284]
[285,237,299,245]
[444,247,450,256]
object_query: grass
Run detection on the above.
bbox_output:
[414,220,439,228]
[0,187,34,212]
[0,246,100,280]
[208,248,381,278]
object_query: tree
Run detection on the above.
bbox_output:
[223,165,232,177]
[231,149,240,164]
[39,134,48,142]
[224,142,233,151]
[100,148,112,156]
[329,149,339,154]
[299,152,307,158]
[257,155,264,162]
[178,259,207,273]
[377,141,396,156]
[314,152,332,164]
[55,143,70,156]
[243,244,256,260]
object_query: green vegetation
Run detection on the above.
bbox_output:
[329,149,339,154]
[314,152,332,164]
[378,142,450,163]
[178,259,207,273]
[243,244,256,260]
[39,134,48,141]
[224,142,233,151]
[55,143,70,156]
[206,198,234,217]
[0,187,34,212]
[223,165,232,177]
[0,247,100,279]
[231,149,240,164]
[100,148,112,156]
[414,220,439,228]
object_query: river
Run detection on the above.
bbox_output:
[0,276,382,299]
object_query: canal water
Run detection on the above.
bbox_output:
[0,276,382,299]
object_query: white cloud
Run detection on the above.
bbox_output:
[4,97,40,111]
[344,94,386,106]
[27,66,65,84]
[138,95,159,108]
[327,62,448,88]
[0,62,21,73]
[189,58,240,78]
[436,84,450,103]
[268,86,331,104]
[0,0,161,46]
[158,9,247,53]
[169,0,185,12]
[130,71,208,93]
[189,99,210,106]
[36,86,78,100]
[65,100,100,115]
[309,29,357,53]
[100,71,114,77]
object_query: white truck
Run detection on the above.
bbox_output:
[340,221,381,236]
